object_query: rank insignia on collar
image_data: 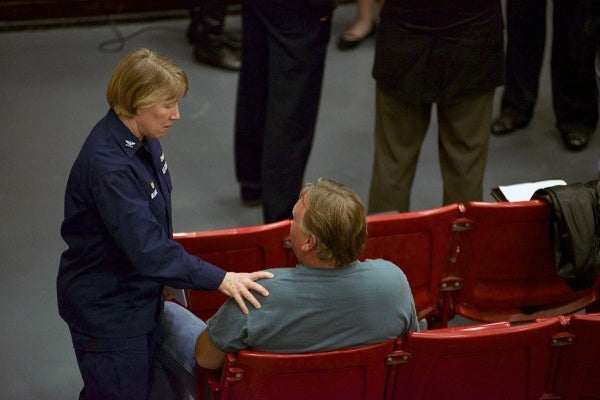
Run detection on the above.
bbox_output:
[150,180,158,199]
[125,139,136,148]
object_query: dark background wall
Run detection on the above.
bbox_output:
[2,0,188,22]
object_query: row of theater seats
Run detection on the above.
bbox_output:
[174,200,600,325]
[194,313,600,400]
[173,200,600,399]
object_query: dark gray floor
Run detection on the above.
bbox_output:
[1,3,599,399]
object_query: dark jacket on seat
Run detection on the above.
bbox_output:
[532,180,600,291]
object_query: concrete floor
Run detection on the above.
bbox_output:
[1,3,599,399]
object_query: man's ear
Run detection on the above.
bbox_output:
[303,233,317,252]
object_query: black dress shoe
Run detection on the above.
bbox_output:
[193,43,241,71]
[337,25,376,51]
[561,128,591,151]
[491,115,529,135]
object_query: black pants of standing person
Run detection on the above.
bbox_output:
[496,0,598,150]
[234,0,332,223]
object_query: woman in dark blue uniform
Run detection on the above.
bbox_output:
[57,48,273,400]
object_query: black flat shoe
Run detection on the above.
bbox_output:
[561,128,591,151]
[491,115,529,136]
[337,25,376,51]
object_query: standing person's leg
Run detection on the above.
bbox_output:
[151,301,207,400]
[188,0,227,43]
[596,46,600,91]
[234,2,268,205]
[187,0,240,70]
[492,0,547,135]
[259,0,332,223]
[71,328,158,400]
[438,90,494,206]
[337,0,378,50]
[368,86,431,213]
[552,0,598,150]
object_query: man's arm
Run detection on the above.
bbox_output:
[195,328,226,370]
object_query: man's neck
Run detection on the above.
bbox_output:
[299,254,338,269]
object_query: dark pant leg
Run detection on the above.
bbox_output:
[256,0,332,222]
[71,328,158,400]
[501,0,547,120]
[188,0,227,42]
[551,0,598,132]
[234,2,268,194]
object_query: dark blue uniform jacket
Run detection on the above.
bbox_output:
[58,109,225,338]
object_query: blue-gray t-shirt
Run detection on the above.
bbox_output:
[207,259,419,353]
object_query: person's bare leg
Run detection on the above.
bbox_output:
[345,0,374,38]
[337,0,381,50]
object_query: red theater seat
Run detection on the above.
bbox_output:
[385,318,562,400]
[195,339,396,400]
[451,201,599,323]
[552,313,600,399]
[362,203,463,325]
[173,220,295,320]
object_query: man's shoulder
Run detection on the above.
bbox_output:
[257,267,297,288]
[359,258,409,280]
[360,258,401,270]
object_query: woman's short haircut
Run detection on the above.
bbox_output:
[300,178,367,267]
[107,48,188,117]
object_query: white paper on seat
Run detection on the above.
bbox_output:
[497,179,567,202]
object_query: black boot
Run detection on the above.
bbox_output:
[193,34,241,71]
[187,2,241,71]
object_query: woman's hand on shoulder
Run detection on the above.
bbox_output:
[218,271,275,314]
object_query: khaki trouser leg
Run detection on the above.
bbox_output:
[437,90,494,205]
[368,87,431,213]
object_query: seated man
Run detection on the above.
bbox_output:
[154,178,419,398]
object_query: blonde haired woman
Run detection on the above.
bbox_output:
[58,48,272,400]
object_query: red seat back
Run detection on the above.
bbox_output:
[197,339,396,400]
[385,318,562,400]
[452,201,598,322]
[173,220,295,320]
[552,312,600,399]
[362,204,463,322]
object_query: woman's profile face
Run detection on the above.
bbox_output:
[133,98,181,140]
